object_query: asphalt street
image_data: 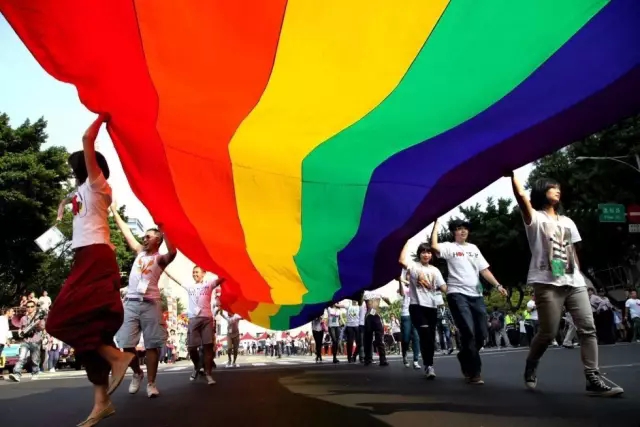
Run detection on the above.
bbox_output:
[0,343,637,427]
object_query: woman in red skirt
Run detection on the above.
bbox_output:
[47,113,134,426]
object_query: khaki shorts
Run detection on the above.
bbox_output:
[187,316,214,347]
[116,299,167,349]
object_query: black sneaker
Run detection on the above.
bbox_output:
[585,370,624,397]
[524,359,538,390]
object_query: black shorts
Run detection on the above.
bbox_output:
[409,305,437,328]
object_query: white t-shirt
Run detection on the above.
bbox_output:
[327,308,341,328]
[127,251,163,300]
[38,296,52,310]
[71,173,113,249]
[226,314,241,337]
[401,288,411,317]
[311,318,323,332]
[346,305,360,327]
[438,242,489,297]
[390,318,401,334]
[406,261,446,308]
[625,298,640,319]
[0,315,10,345]
[524,211,585,287]
[527,300,538,321]
[185,277,218,318]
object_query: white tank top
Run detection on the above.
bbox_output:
[127,251,162,300]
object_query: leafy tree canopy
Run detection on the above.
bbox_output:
[0,112,137,307]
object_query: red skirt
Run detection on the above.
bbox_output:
[47,244,124,353]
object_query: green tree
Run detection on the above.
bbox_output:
[176,297,185,315]
[0,113,71,304]
[379,299,402,324]
[160,292,185,314]
[0,112,138,305]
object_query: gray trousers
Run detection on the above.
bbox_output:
[527,285,597,370]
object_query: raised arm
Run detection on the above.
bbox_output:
[509,172,534,226]
[399,240,411,268]
[163,270,184,289]
[156,225,177,268]
[82,114,109,185]
[430,220,441,254]
[110,203,142,253]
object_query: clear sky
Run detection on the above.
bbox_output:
[1,15,532,267]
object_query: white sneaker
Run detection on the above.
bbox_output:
[206,375,216,385]
[413,361,421,370]
[49,368,56,373]
[129,372,144,394]
[225,362,232,368]
[425,366,436,379]
[147,382,160,398]
[233,363,239,368]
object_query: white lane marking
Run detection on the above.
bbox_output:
[166,367,188,372]
[252,363,267,366]
[600,363,640,369]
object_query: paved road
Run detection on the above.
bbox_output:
[0,344,637,427]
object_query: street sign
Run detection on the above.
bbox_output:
[630,224,640,233]
[627,204,640,224]
[598,203,626,223]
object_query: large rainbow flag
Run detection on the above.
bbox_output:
[2,0,639,329]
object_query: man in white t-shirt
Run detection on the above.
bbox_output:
[38,291,52,312]
[625,290,640,342]
[363,291,392,366]
[431,218,507,385]
[355,294,367,363]
[111,206,177,398]
[0,307,13,360]
[168,266,223,383]
[344,299,361,363]
[220,310,242,367]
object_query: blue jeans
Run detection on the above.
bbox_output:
[13,342,42,376]
[437,323,452,350]
[400,315,420,362]
[447,293,487,378]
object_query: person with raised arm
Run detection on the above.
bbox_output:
[430,218,507,385]
[508,172,623,396]
[399,241,446,378]
[363,291,392,366]
[46,114,135,426]
[110,204,177,398]
[219,308,242,368]
[165,266,223,383]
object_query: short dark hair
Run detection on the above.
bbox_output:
[529,177,561,211]
[414,242,434,261]
[147,228,164,245]
[448,218,470,234]
[68,151,110,185]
